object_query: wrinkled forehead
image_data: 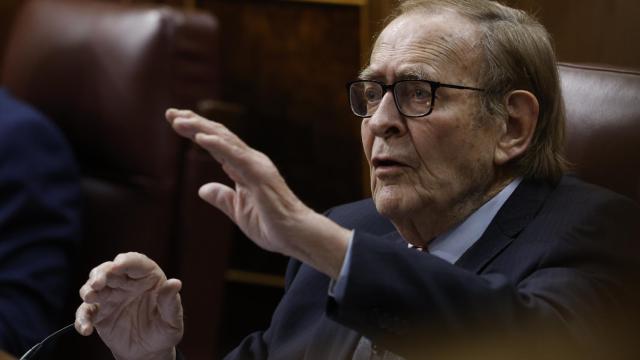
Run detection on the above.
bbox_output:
[364,11,482,82]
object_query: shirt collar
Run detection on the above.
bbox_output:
[426,178,522,264]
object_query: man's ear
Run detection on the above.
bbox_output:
[494,90,539,165]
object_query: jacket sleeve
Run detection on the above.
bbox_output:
[0,110,81,356]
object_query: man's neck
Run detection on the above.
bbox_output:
[392,174,516,248]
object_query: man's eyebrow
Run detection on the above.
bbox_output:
[399,67,436,81]
[358,66,439,81]
[358,68,379,80]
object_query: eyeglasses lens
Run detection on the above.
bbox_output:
[349,81,432,117]
[396,81,432,117]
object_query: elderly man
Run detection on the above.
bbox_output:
[75,0,639,359]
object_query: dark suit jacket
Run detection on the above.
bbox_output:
[224,175,640,360]
[0,89,81,356]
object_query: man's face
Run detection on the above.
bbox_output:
[362,12,502,227]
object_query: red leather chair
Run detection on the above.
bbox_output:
[1,0,233,358]
[559,63,640,204]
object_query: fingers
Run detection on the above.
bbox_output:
[157,279,184,330]
[165,108,193,125]
[196,133,284,191]
[165,108,286,191]
[168,111,223,140]
[82,261,118,296]
[75,302,98,336]
[79,252,167,327]
[198,182,237,221]
[193,132,249,166]
[166,108,242,146]
[165,108,253,169]
[112,252,164,280]
[80,252,163,301]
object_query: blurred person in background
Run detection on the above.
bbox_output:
[0,87,81,357]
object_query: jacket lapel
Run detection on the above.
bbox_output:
[455,178,554,273]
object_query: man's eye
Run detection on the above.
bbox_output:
[364,88,380,101]
[412,87,430,100]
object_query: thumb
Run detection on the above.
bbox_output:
[198,182,236,221]
[157,278,183,329]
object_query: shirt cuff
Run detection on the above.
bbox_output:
[328,230,355,301]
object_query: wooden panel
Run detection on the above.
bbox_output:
[360,0,395,63]
[507,0,640,69]
[200,1,363,212]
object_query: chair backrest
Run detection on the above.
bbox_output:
[1,0,233,358]
[559,63,640,204]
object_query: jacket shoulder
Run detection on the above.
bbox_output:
[0,89,67,150]
[550,175,640,216]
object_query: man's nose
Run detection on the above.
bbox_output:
[367,91,406,138]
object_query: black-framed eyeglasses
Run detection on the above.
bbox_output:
[346,79,485,118]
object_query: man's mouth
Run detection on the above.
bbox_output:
[372,157,408,169]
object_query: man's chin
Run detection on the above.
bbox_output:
[373,189,410,219]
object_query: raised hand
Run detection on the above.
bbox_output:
[166,109,351,279]
[75,252,183,360]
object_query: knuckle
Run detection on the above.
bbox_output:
[114,253,128,263]
[79,285,88,298]
[115,251,143,264]
[89,262,108,278]
[212,122,225,131]
[92,269,105,284]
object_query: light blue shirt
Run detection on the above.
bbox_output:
[331,178,522,299]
